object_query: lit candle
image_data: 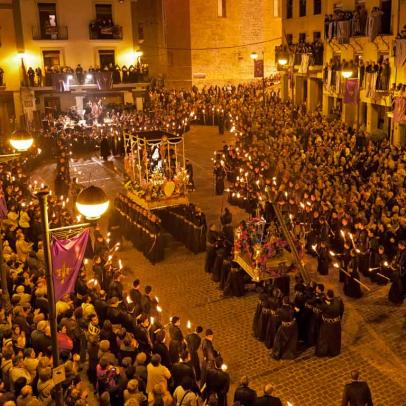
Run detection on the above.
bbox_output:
[187,320,191,329]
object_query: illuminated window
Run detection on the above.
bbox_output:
[42,50,60,69]
[218,0,226,17]
[98,50,115,69]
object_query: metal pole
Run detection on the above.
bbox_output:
[357,90,360,133]
[37,190,63,406]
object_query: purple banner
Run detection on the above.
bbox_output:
[343,78,359,104]
[94,71,113,90]
[254,60,264,78]
[51,229,89,300]
[0,187,7,220]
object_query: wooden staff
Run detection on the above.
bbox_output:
[368,267,391,282]
[333,264,371,291]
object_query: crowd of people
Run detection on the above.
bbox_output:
[208,85,405,306]
[324,5,388,42]
[26,63,149,88]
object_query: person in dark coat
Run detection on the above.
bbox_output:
[214,163,226,195]
[171,350,196,391]
[316,289,344,357]
[205,225,219,273]
[186,326,203,381]
[317,241,330,275]
[201,329,218,384]
[168,316,185,362]
[152,329,172,370]
[253,384,282,406]
[100,137,110,161]
[344,250,363,299]
[271,297,297,360]
[341,370,373,406]
[203,357,230,406]
[233,376,257,406]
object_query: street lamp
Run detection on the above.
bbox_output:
[76,185,110,220]
[9,129,34,152]
[278,58,288,66]
[37,185,109,406]
[250,52,258,60]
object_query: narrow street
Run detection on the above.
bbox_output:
[33,126,406,405]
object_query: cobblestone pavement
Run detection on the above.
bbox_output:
[33,126,406,405]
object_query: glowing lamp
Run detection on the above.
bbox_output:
[76,185,109,220]
[250,52,258,60]
[341,70,353,79]
[9,129,34,152]
[278,58,288,66]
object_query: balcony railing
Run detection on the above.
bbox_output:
[89,24,123,40]
[32,25,68,40]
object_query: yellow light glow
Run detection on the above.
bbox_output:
[278,58,288,66]
[341,70,353,79]
[250,52,258,60]
[76,200,109,220]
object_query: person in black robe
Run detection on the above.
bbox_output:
[388,269,404,305]
[223,265,245,297]
[271,297,297,360]
[369,245,389,285]
[306,284,325,347]
[214,163,226,195]
[264,293,280,350]
[168,316,186,364]
[205,225,219,273]
[201,329,219,385]
[317,241,330,275]
[355,221,370,277]
[152,329,172,370]
[100,137,110,161]
[186,326,203,381]
[315,289,344,357]
[203,356,230,406]
[344,250,363,298]
[253,293,267,339]
[394,240,406,296]
[233,376,257,406]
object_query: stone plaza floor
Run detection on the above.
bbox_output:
[34,125,406,405]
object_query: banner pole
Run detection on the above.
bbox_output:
[37,190,63,406]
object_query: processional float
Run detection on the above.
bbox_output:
[123,130,189,210]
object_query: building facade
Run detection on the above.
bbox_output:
[0,0,145,137]
[280,0,406,145]
[132,0,282,87]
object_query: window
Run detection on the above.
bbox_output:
[380,0,392,34]
[299,0,306,16]
[98,50,115,68]
[38,3,57,39]
[218,0,226,17]
[299,33,306,43]
[286,34,293,44]
[273,0,279,17]
[43,50,60,68]
[138,23,144,41]
[95,4,113,21]
[313,31,321,41]
[287,0,293,18]
[313,0,321,14]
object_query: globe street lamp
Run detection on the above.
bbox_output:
[278,57,288,66]
[9,129,34,152]
[37,185,109,406]
[250,52,258,60]
[341,69,353,79]
[250,51,266,107]
[76,185,110,220]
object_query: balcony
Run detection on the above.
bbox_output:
[32,25,68,40]
[89,24,123,40]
